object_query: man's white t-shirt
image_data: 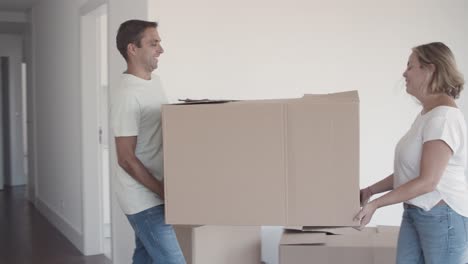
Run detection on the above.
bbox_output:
[111,73,168,215]
[394,106,468,217]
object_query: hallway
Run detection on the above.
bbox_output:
[0,186,111,264]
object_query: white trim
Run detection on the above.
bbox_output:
[79,0,108,16]
[35,198,84,252]
[104,223,111,238]
[31,9,39,204]
[80,10,102,256]
[79,1,110,256]
[0,57,5,190]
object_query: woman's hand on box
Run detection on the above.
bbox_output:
[353,201,377,229]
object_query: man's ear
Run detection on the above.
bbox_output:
[127,43,137,58]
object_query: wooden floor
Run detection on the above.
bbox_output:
[0,186,112,264]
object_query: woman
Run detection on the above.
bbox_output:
[355,42,468,264]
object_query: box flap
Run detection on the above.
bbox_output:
[285,227,370,235]
[232,98,302,105]
[279,225,397,264]
[175,99,237,105]
[280,229,373,247]
[302,90,359,102]
[280,231,327,245]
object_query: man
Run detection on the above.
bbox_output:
[112,19,186,264]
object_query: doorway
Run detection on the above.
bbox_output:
[80,3,111,258]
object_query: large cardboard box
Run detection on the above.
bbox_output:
[174,225,261,264]
[162,91,360,226]
[279,226,399,264]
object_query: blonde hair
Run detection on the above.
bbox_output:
[412,42,465,99]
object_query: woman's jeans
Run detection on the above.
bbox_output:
[396,203,468,264]
[126,205,186,264]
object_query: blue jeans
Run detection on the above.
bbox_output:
[396,204,468,264]
[126,205,186,264]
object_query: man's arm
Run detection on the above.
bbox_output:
[115,136,164,199]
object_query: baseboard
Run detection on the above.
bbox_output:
[35,198,84,253]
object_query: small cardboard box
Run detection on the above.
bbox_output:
[162,91,360,226]
[279,226,399,264]
[174,225,261,264]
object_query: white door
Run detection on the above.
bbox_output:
[80,3,111,258]
[21,63,28,192]
[97,11,112,259]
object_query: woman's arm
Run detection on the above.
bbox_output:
[360,174,394,205]
[355,139,453,228]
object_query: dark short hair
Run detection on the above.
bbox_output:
[116,20,158,61]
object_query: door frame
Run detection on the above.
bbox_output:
[79,0,110,256]
[0,57,9,190]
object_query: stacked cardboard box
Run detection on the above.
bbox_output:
[174,225,261,264]
[279,226,399,264]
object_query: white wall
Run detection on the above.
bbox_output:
[0,34,26,187]
[28,0,150,258]
[152,1,468,263]
[25,9,37,201]
[0,11,27,23]
[31,0,87,250]
[156,0,468,222]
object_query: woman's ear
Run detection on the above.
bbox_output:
[426,63,436,75]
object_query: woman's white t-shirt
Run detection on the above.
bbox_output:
[394,106,468,217]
